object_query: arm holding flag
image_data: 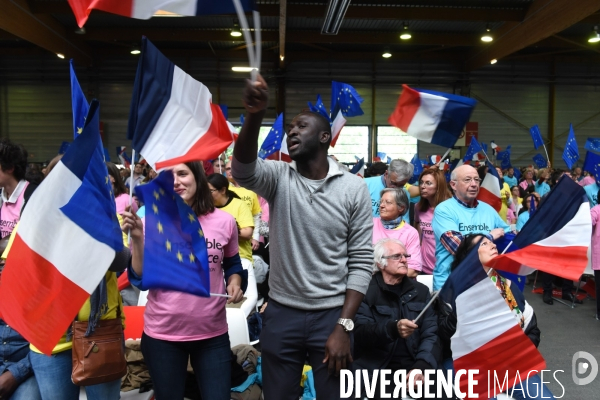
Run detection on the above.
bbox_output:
[234,75,269,165]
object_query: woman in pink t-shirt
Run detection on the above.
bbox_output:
[413,167,451,275]
[121,162,246,400]
[372,188,422,277]
[106,162,138,215]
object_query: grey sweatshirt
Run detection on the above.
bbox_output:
[232,156,373,310]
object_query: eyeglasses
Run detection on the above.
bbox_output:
[419,180,435,187]
[453,178,481,185]
[382,253,411,260]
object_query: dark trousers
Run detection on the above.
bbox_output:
[540,272,574,295]
[141,332,231,400]
[261,300,346,400]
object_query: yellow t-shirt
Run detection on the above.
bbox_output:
[219,197,254,262]
[230,185,261,216]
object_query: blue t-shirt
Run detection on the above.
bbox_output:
[432,197,510,290]
[584,183,599,207]
[504,175,518,188]
[364,176,411,223]
[516,211,530,232]
[534,182,550,197]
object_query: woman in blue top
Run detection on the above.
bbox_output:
[516,192,540,232]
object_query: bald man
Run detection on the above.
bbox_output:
[432,165,510,290]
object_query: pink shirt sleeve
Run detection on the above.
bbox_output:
[591,205,600,227]
[223,214,239,258]
[403,226,423,272]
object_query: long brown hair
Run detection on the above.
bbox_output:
[184,161,215,216]
[416,167,451,212]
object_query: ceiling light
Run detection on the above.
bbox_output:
[130,45,141,55]
[382,47,392,58]
[56,53,65,59]
[232,67,258,72]
[74,27,86,35]
[280,55,285,61]
[400,23,411,40]
[231,21,242,38]
[490,58,498,64]
[153,10,183,17]
[481,25,493,42]
[322,0,352,35]
[588,26,600,43]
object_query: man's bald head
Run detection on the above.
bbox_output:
[450,164,481,205]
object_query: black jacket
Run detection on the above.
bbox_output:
[354,273,440,371]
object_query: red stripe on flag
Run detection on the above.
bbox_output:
[0,235,90,355]
[388,84,421,132]
[477,187,502,211]
[68,0,134,27]
[488,244,588,281]
[156,103,234,170]
[454,324,546,399]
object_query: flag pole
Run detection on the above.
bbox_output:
[127,149,136,243]
[542,144,550,165]
[434,148,452,167]
[413,290,441,324]
[232,0,258,82]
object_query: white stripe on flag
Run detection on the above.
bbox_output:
[534,202,591,247]
[18,162,116,294]
[406,92,448,143]
[481,175,501,197]
[140,66,214,169]
[132,1,197,19]
[451,276,520,359]
[331,110,346,143]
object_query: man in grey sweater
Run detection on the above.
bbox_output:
[232,76,373,399]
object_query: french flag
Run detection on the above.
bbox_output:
[330,110,347,147]
[388,84,477,148]
[128,38,235,171]
[68,0,256,28]
[117,146,131,168]
[487,176,591,281]
[266,132,291,162]
[440,248,546,399]
[477,161,502,212]
[0,100,123,355]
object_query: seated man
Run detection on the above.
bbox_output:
[353,238,454,399]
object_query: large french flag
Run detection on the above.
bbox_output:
[0,100,123,355]
[388,84,477,148]
[68,0,256,28]
[441,248,546,399]
[487,176,591,281]
[477,161,502,212]
[128,38,235,171]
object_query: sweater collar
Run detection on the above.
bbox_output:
[289,156,343,179]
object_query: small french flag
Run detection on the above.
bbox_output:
[477,161,502,211]
[389,85,477,148]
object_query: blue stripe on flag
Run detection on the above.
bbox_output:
[60,100,123,252]
[439,246,488,311]
[127,37,175,152]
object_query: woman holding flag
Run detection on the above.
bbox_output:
[121,162,246,400]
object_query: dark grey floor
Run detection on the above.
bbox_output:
[523,279,600,399]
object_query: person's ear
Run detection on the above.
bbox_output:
[319,130,331,145]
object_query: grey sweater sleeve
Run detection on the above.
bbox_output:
[230,157,281,202]
[345,181,375,295]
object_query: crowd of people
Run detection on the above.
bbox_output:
[0,76,598,400]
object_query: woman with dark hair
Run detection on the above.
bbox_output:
[206,173,258,317]
[516,192,540,232]
[120,162,246,400]
[438,233,554,400]
[413,167,451,275]
[106,162,138,215]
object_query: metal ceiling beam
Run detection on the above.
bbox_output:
[465,0,600,71]
[279,0,286,68]
[29,2,527,22]
[0,0,93,65]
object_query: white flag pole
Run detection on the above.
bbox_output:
[127,149,136,243]
[232,0,259,82]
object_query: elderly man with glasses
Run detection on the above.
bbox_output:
[432,165,510,290]
[353,238,455,399]
[364,159,414,223]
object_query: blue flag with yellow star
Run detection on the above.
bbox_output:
[70,60,89,139]
[135,170,210,297]
[331,81,364,118]
[562,124,579,170]
[258,113,284,159]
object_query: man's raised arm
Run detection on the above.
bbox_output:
[233,75,269,164]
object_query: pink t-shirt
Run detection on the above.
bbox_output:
[0,180,28,239]
[114,193,139,215]
[414,208,435,274]
[143,208,239,341]
[591,205,600,271]
[372,218,422,272]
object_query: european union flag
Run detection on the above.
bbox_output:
[529,125,544,150]
[533,154,547,169]
[308,95,331,122]
[135,170,210,297]
[497,145,511,169]
[584,138,600,153]
[70,60,89,139]
[409,154,423,184]
[583,151,600,181]
[258,113,284,159]
[58,141,70,155]
[562,124,579,170]
[331,81,364,118]
[463,137,483,162]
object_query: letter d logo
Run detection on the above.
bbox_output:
[572,351,598,385]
